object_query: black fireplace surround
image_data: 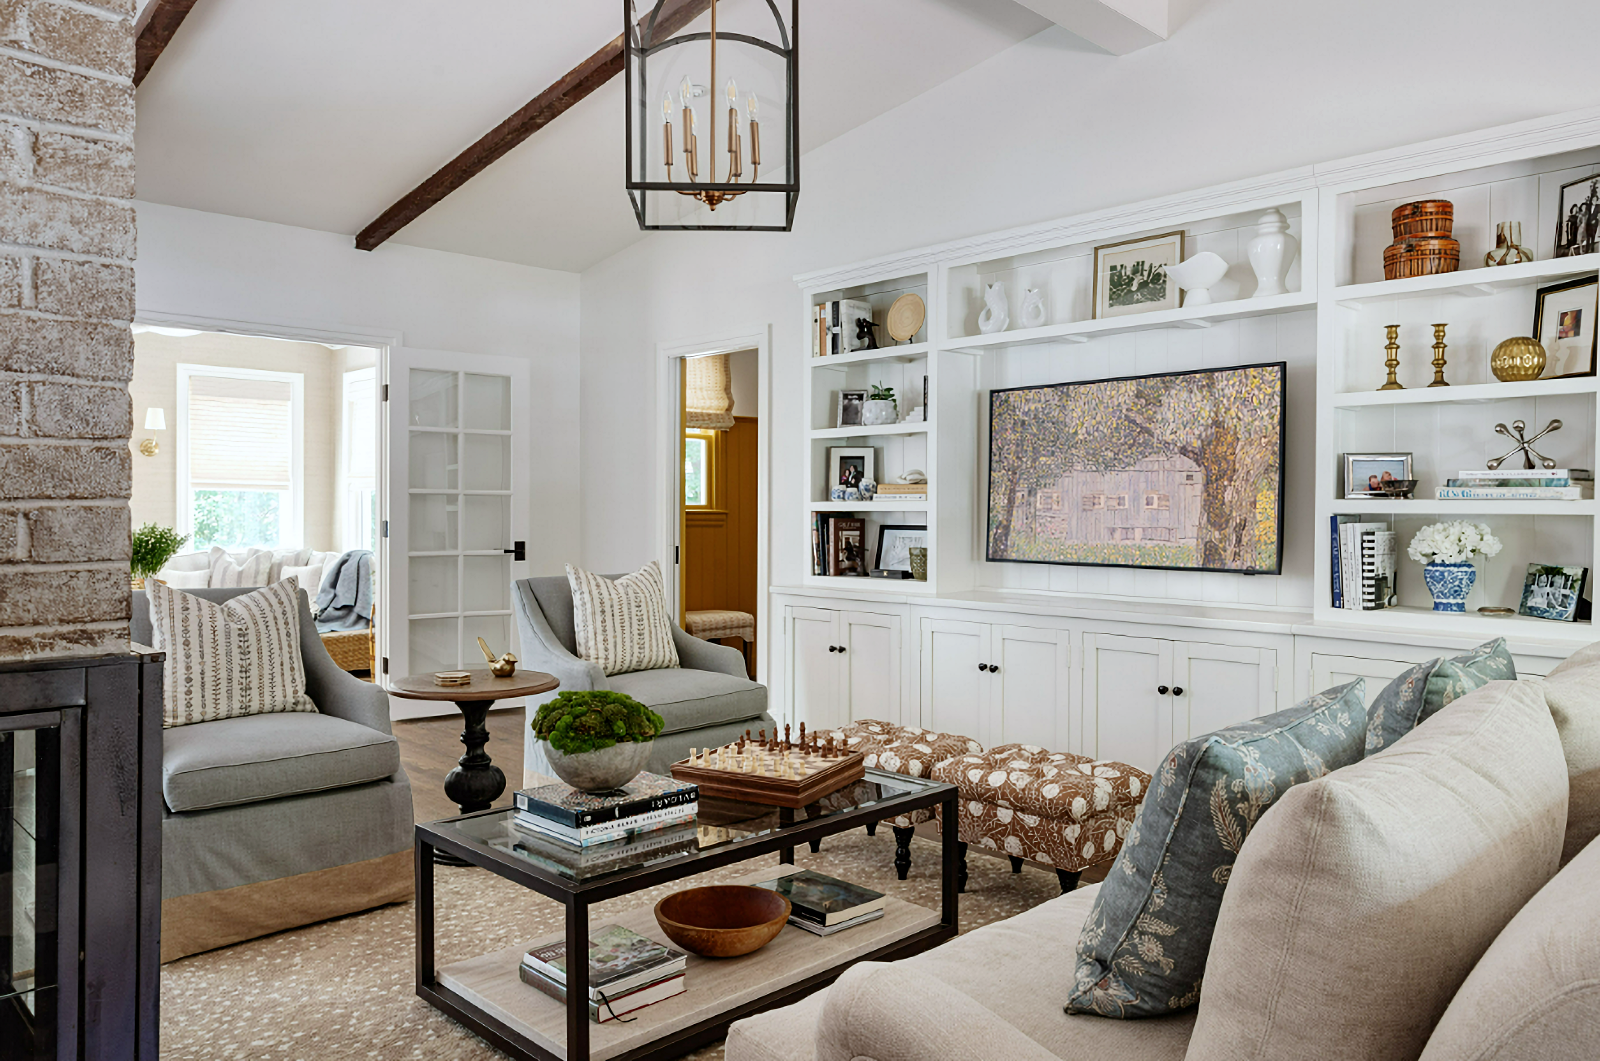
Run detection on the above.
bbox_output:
[1,650,161,1061]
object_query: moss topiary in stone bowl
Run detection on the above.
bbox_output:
[531,690,666,793]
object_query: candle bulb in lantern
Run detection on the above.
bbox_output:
[661,95,674,174]
[746,93,761,168]
[725,79,739,170]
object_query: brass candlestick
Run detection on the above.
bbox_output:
[1379,325,1403,390]
[1428,322,1450,387]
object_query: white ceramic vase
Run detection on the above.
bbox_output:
[1167,251,1230,306]
[1247,208,1299,297]
[862,399,897,426]
[977,282,1009,334]
[1021,288,1046,328]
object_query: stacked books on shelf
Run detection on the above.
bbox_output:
[812,298,874,357]
[1435,468,1593,500]
[512,772,697,848]
[1329,516,1397,610]
[502,823,700,880]
[520,925,686,1023]
[755,870,886,936]
[811,514,867,576]
[874,483,928,502]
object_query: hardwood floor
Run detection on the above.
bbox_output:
[394,706,526,824]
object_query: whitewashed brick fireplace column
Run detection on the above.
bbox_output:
[0,0,136,657]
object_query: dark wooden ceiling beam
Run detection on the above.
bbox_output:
[134,0,203,87]
[355,0,711,252]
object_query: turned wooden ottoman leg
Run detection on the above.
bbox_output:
[865,821,877,837]
[1009,855,1024,874]
[1057,869,1081,893]
[957,841,968,894]
[892,826,914,880]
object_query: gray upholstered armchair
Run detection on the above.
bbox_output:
[514,574,774,779]
[133,587,413,962]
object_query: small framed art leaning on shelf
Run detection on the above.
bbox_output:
[1092,231,1185,319]
[1534,276,1599,378]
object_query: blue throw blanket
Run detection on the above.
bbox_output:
[315,550,373,632]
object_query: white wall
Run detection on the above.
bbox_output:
[135,202,583,577]
[577,0,1600,597]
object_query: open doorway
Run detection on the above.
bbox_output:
[129,325,381,677]
[678,349,760,678]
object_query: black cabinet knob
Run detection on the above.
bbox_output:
[1158,685,1170,695]
[837,646,847,654]
[989,665,1000,674]
[1172,686,1184,696]
[828,645,838,653]
[978,663,989,671]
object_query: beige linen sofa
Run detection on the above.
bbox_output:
[728,656,1600,1061]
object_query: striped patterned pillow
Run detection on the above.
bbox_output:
[566,561,681,676]
[208,546,272,588]
[147,578,318,728]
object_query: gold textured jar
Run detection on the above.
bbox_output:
[1490,336,1547,382]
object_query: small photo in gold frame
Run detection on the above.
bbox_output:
[1534,276,1598,379]
[1093,231,1185,319]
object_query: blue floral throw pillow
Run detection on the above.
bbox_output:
[1064,680,1367,1019]
[1364,638,1515,756]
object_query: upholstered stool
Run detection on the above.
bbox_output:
[823,719,983,879]
[931,744,1149,894]
[685,609,756,672]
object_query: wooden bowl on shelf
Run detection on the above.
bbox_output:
[654,886,790,959]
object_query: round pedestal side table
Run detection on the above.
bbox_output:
[390,668,558,864]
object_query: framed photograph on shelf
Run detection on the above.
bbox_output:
[1555,172,1600,258]
[1534,276,1598,378]
[835,389,868,427]
[1093,231,1185,319]
[827,447,874,491]
[1343,453,1413,498]
[1518,564,1589,622]
[875,524,928,572]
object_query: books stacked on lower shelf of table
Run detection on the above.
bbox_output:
[512,772,698,848]
[502,823,700,880]
[519,925,686,1024]
[1330,516,1397,611]
[1436,468,1594,501]
[756,870,887,936]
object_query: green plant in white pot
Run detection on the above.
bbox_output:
[130,523,188,588]
[1408,520,1501,612]
[862,384,897,427]
[531,690,665,793]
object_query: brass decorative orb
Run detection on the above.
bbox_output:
[1490,336,1547,382]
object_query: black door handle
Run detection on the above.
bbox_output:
[1172,686,1184,696]
[503,541,526,561]
[978,663,989,672]
[1158,685,1170,695]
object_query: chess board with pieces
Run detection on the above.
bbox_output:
[668,723,866,808]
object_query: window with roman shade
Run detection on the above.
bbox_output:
[684,353,735,430]
[180,367,303,550]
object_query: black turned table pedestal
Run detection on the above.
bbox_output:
[390,668,559,864]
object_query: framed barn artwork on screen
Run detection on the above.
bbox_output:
[986,362,1286,574]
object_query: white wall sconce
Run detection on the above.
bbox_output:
[139,407,165,456]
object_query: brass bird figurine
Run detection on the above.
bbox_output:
[477,636,519,677]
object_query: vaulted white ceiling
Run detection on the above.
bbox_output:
[134,0,1054,273]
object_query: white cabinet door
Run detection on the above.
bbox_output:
[841,611,901,728]
[1084,633,1172,773]
[1309,653,1416,708]
[1174,642,1277,744]
[920,618,988,740]
[993,625,1069,750]
[787,607,840,730]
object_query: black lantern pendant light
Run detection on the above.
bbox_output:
[624,0,799,231]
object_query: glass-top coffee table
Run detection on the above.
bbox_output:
[415,769,958,1061]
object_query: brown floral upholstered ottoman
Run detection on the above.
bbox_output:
[822,720,983,880]
[931,745,1150,894]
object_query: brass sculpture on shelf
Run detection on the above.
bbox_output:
[1490,336,1547,382]
[1487,419,1562,471]
[1379,324,1403,390]
[1428,323,1451,387]
[477,636,519,677]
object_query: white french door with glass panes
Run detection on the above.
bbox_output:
[384,349,530,688]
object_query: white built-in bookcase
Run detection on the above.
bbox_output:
[795,109,1600,646]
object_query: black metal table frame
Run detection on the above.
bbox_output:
[415,774,959,1061]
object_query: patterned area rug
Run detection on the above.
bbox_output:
[160,830,1074,1060]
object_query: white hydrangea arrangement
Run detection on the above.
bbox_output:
[1407,521,1503,565]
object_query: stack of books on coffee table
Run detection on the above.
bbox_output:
[512,772,698,848]
[756,870,887,936]
[519,925,687,1023]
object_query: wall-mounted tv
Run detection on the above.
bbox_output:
[987,362,1286,574]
